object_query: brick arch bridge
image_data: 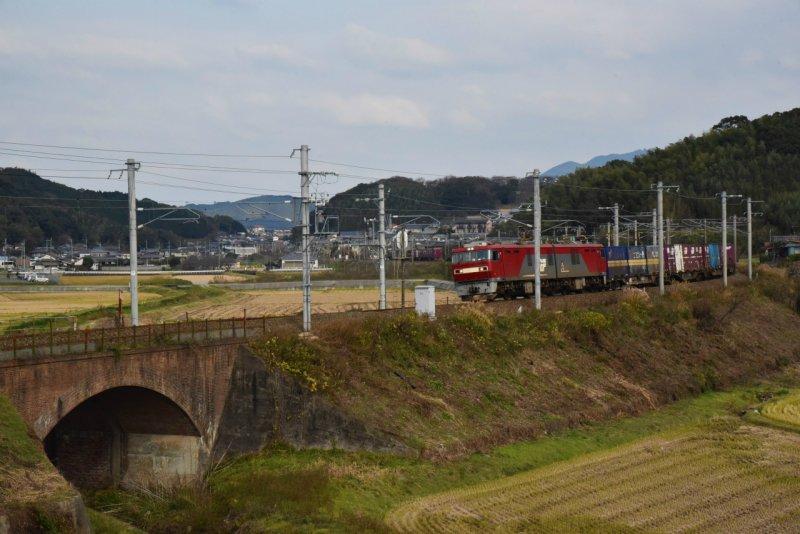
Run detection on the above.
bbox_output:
[0,337,397,488]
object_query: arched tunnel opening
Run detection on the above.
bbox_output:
[43,386,202,489]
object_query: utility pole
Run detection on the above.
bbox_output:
[378,184,386,310]
[634,219,638,246]
[657,182,665,295]
[292,145,336,332]
[747,198,753,280]
[126,158,140,326]
[652,209,657,246]
[666,218,671,246]
[746,198,764,281]
[299,145,311,332]
[598,204,620,246]
[732,214,737,262]
[721,191,727,288]
[531,170,542,310]
[651,182,678,295]
[721,191,742,288]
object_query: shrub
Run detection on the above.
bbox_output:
[690,299,715,331]
[249,335,331,392]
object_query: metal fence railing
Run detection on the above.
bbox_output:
[0,298,463,361]
[0,315,300,360]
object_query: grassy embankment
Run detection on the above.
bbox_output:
[0,394,143,532]
[0,394,74,531]
[86,269,800,531]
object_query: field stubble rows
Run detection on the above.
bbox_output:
[386,424,800,533]
[144,287,458,322]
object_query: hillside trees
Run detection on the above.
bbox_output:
[0,169,245,248]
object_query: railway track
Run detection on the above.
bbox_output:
[479,274,748,314]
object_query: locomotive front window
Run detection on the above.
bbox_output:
[453,250,492,263]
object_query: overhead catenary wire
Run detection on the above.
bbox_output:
[0,140,289,159]
[138,170,297,194]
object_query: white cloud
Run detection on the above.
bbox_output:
[343,23,451,70]
[779,56,800,70]
[447,109,483,130]
[317,93,430,128]
[242,91,275,107]
[68,36,189,68]
[235,43,315,68]
[0,30,189,68]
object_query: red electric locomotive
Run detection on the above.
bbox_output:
[451,243,606,300]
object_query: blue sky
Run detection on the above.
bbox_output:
[0,0,798,204]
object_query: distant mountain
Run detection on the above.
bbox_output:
[0,169,245,247]
[542,149,649,177]
[188,195,300,230]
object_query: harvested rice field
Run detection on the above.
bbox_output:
[758,391,800,430]
[59,273,249,286]
[0,291,159,328]
[143,287,459,322]
[387,423,800,533]
[171,273,249,285]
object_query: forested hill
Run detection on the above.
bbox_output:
[0,169,244,247]
[542,109,800,235]
[327,108,800,236]
[325,175,520,230]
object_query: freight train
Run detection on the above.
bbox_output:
[451,243,735,300]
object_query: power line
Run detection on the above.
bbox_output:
[0,140,289,159]
[0,148,296,173]
[138,170,296,194]
[308,158,446,177]
[545,181,652,193]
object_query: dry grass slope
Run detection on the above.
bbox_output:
[386,424,800,533]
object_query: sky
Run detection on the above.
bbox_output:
[0,0,798,204]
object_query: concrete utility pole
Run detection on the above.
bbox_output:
[747,198,753,280]
[599,204,620,246]
[721,191,727,288]
[634,219,638,246]
[378,183,386,310]
[666,218,671,246]
[292,147,336,332]
[652,209,657,246]
[657,182,665,295]
[721,191,742,288]
[746,198,764,281]
[299,145,311,332]
[532,170,542,310]
[126,159,140,326]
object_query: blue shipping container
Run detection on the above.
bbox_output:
[708,244,721,270]
[605,246,629,279]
